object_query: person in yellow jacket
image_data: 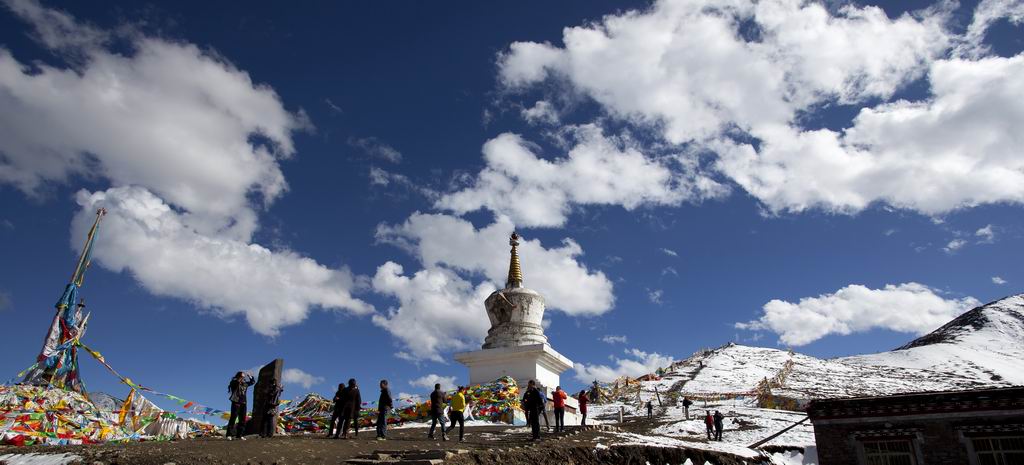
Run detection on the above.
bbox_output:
[449,386,468,442]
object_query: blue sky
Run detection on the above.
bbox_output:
[0,0,1021,415]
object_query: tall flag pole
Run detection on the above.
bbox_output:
[21,208,107,392]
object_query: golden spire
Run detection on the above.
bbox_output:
[506,232,523,288]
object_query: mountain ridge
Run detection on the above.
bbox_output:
[642,294,1023,401]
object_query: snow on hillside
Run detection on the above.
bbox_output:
[651,343,985,401]
[843,294,1024,385]
[636,294,1024,402]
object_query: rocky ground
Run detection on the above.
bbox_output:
[0,420,773,465]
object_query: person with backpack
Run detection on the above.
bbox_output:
[328,383,345,438]
[704,411,714,440]
[539,388,551,431]
[260,381,283,438]
[376,379,392,440]
[682,397,693,420]
[449,386,467,442]
[226,371,255,440]
[551,386,567,432]
[428,383,448,441]
[521,380,544,440]
[577,390,589,427]
[713,410,724,441]
[340,378,362,438]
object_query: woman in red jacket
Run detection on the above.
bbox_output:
[577,390,589,426]
[704,411,715,440]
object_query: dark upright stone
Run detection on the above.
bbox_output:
[245,359,283,436]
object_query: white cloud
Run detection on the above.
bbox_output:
[75,188,372,336]
[574,348,674,383]
[976,224,996,244]
[521,100,560,125]
[943,238,967,254]
[371,262,495,363]
[714,53,1024,215]
[369,166,392,186]
[660,248,678,257]
[376,212,614,316]
[348,136,403,164]
[3,0,107,52]
[500,0,947,144]
[736,283,980,346]
[647,288,664,305]
[600,335,628,344]
[409,374,456,391]
[0,1,380,337]
[962,0,1024,55]
[367,167,439,199]
[282,368,325,390]
[324,98,343,114]
[992,276,1007,285]
[498,0,1024,216]
[0,291,10,311]
[662,266,678,277]
[0,10,304,228]
[436,126,725,228]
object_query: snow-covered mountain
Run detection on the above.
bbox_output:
[843,294,1024,386]
[648,294,1023,401]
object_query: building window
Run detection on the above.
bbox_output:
[861,439,917,465]
[971,435,1024,465]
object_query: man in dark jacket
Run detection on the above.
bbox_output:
[713,410,724,441]
[428,383,448,441]
[328,383,345,438]
[376,379,393,440]
[521,380,544,440]
[682,397,693,420]
[341,378,361,438]
[260,381,283,438]
[226,371,254,439]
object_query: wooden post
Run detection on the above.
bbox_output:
[655,386,663,407]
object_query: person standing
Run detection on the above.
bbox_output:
[328,383,345,438]
[539,388,551,432]
[226,371,255,440]
[682,397,692,420]
[449,386,467,442]
[704,411,714,440]
[521,380,544,441]
[376,379,392,440]
[428,383,448,441]
[341,378,362,439]
[577,390,589,427]
[551,386,567,432]
[260,381,283,438]
[646,400,653,419]
[713,410,724,441]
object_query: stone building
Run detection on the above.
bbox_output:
[455,233,579,421]
[807,386,1024,465]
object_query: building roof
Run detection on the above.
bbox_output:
[807,386,1024,421]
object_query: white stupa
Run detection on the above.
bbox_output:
[454,232,574,393]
